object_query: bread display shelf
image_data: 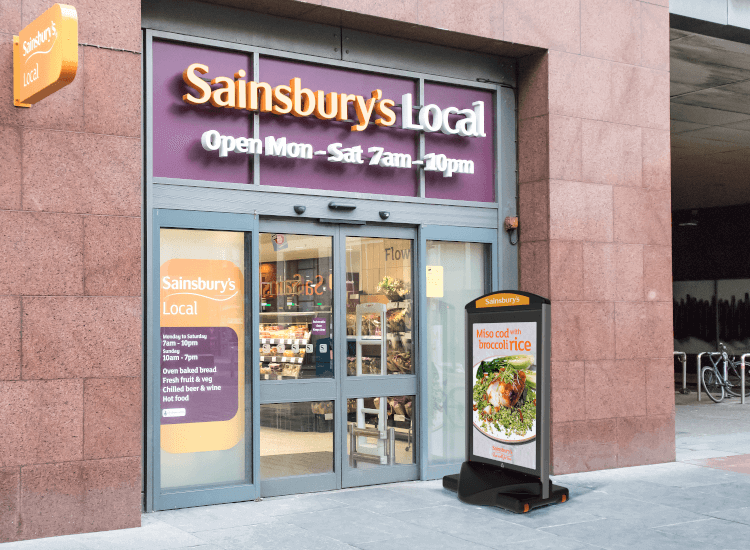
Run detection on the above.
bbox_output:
[259,356,304,364]
[262,373,300,380]
[259,338,309,345]
[260,311,321,316]
[347,336,383,344]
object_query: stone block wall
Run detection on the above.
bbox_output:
[513,0,674,472]
[0,0,142,541]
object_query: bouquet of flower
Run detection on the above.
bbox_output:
[377,276,409,301]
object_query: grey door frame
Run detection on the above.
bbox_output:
[256,219,341,497]
[149,208,259,511]
[418,225,499,481]
[258,220,420,491]
[339,223,420,488]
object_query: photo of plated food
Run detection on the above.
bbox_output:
[472,354,537,444]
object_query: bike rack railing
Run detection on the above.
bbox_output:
[696,352,722,401]
[674,352,688,394]
[741,354,750,405]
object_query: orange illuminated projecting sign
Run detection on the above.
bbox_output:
[13,4,78,107]
[475,293,530,308]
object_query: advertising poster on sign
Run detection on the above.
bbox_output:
[471,322,537,470]
[160,258,244,454]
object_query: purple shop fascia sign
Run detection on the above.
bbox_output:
[151,40,496,202]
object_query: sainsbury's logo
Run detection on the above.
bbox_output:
[163,275,236,291]
[14,4,78,107]
[486,296,520,304]
[22,21,56,62]
[477,294,529,308]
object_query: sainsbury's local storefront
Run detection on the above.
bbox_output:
[144,24,517,510]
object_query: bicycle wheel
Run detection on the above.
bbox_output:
[702,366,725,403]
[725,361,750,398]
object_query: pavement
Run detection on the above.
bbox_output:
[6,389,750,550]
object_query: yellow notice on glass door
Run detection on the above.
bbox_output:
[426,265,444,298]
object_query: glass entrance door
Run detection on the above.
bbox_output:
[258,221,338,497]
[258,221,419,493]
[340,226,419,488]
[151,210,256,512]
[418,225,497,480]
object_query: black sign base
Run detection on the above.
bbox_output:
[443,461,569,514]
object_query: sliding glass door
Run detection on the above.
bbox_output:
[257,221,339,497]
[340,225,419,488]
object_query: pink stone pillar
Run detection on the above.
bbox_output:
[515,1,674,473]
[0,0,142,541]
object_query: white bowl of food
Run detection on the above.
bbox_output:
[472,354,537,444]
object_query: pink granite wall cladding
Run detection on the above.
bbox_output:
[514,2,673,473]
[0,0,141,542]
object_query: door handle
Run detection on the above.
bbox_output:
[328,202,356,211]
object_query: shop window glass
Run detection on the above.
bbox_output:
[260,402,334,480]
[259,233,334,379]
[345,237,413,376]
[425,241,487,466]
[159,229,247,490]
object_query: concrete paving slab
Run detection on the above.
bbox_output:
[612,482,750,514]
[545,489,708,527]
[706,506,750,525]
[381,503,553,548]
[0,537,88,550]
[192,523,357,550]
[74,522,206,550]
[556,461,738,488]
[284,505,435,546]
[692,479,750,503]
[351,529,491,550]
[476,500,606,529]
[378,479,465,504]
[154,494,346,532]
[542,518,708,550]
[323,486,441,515]
[654,517,750,550]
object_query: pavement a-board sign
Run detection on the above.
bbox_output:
[443,291,569,513]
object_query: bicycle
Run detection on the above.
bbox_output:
[701,342,750,403]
